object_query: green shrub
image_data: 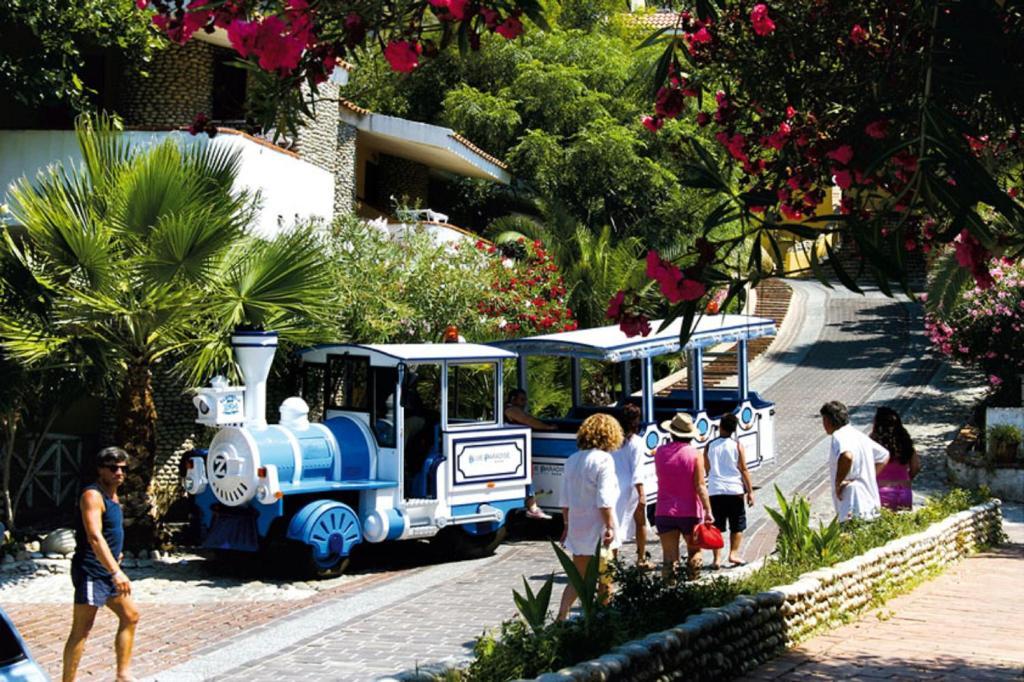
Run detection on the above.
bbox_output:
[468,489,992,680]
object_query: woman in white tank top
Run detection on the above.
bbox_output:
[703,414,754,568]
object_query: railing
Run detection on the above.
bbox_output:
[13,433,83,509]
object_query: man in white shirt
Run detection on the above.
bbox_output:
[819,401,890,521]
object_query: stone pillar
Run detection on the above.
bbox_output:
[117,41,218,128]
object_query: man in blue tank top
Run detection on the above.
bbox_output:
[62,447,139,682]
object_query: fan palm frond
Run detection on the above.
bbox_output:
[925,249,973,316]
[8,166,114,290]
[74,112,133,194]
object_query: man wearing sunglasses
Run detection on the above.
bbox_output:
[62,447,139,682]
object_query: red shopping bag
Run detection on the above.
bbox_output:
[693,522,724,550]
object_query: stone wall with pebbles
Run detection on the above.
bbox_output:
[515,500,1003,682]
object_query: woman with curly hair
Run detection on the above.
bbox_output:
[556,413,623,620]
[870,407,921,511]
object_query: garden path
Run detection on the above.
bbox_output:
[737,504,1024,681]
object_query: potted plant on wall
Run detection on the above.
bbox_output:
[987,424,1022,466]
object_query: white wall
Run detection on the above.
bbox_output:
[0,130,334,238]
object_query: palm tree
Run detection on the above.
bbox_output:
[0,114,334,542]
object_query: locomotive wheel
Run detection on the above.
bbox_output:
[431,525,508,561]
[299,545,351,579]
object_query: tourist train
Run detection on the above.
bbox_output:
[184,315,776,576]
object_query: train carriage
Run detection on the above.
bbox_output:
[490,314,777,513]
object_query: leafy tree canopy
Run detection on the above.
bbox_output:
[0,0,157,112]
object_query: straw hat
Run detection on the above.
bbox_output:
[660,412,699,439]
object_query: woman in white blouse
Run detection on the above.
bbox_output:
[556,413,623,621]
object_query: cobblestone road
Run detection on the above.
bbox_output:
[5,279,962,681]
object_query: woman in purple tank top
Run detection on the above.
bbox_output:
[870,407,921,510]
[654,413,714,582]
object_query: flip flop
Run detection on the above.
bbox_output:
[728,559,747,567]
[709,563,721,571]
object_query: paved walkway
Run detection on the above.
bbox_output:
[5,278,976,681]
[738,506,1024,681]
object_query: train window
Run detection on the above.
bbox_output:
[326,355,370,412]
[372,366,398,448]
[579,359,623,407]
[300,363,326,423]
[447,362,496,426]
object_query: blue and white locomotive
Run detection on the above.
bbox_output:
[185,332,530,576]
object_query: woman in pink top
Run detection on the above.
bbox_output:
[870,407,920,510]
[654,413,714,582]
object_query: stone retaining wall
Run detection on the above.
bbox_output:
[524,500,1003,682]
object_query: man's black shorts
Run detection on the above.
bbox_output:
[710,494,747,533]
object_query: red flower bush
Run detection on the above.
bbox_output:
[475,238,577,337]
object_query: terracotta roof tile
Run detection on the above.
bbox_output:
[635,9,683,30]
[339,98,371,116]
[449,133,509,170]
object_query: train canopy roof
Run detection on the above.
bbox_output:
[297,342,517,366]
[490,314,776,362]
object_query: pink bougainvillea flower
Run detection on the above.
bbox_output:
[695,111,711,127]
[642,115,664,133]
[850,24,869,44]
[826,144,854,166]
[989,375,1004,387]
[865,119,889,139]
[136,0,148,8]
[384,40,421,72]
[496,16,524,39]
[785,104,797,119]
[750,4,776,37]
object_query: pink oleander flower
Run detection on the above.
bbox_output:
[646,251,706,303]
[750,4,776,37]
[642,115,664,133]
[989,375,1003,387]
[691,27,713,44]
[385,40,421,72]
[606,290,625,320]
[826,144,854,166]
[695,111,711,127]
[254,16,305,73]
[833,168,853,190]
[655,87,686,119]
[850,24,869,44]
[620,314,652,338]
[496,16,524,39]
[228,19,260,57]
[865,119,889,139]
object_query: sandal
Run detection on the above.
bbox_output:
[636,559,657,571]
[728,559,747,567]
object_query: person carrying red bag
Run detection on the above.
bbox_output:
[653,413,714,583]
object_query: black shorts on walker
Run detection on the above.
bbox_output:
[710,494,747,533]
